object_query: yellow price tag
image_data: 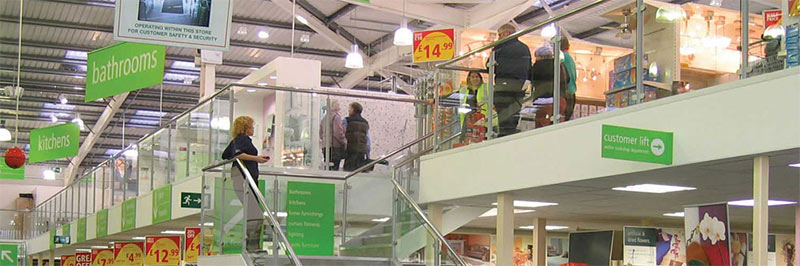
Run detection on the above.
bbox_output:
[145,236,181,265]
[91,249,114,266]
[413,29,456,63]
[113,242,144,266]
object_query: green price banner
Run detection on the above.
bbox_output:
[152,184,172,224]
[29,123,80,163]
[0,157,24,180]
[286,181,335,256]
[85,42,165,102]
[122,198,137,231]
[0,244,18,266]
[96,209,108,238]
[62,223,71,244]
[601,125,673,165]
[77,217,87,243]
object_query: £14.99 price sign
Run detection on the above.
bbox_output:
[145,236,181,265]
[412,29,455,64]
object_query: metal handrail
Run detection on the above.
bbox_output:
[232,83,430,105]
[435,0,607,69]
[233,158,303,266]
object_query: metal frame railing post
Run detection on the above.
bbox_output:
[487,51,496,139]
[635,0,645,105]
[552,35,562,124]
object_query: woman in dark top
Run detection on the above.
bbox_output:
[221,116,269,252]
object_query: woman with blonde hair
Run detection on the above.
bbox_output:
[222,116,269,251]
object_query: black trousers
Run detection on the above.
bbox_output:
[494,78,526,137]
[322,147,345,170]
[344,151,366,171]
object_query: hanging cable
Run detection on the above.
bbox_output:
[291,0,296,57]
[14,0,23,146]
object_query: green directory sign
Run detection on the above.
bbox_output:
[624,227,658,246]
[0,157,24,180]
[96,209,108,237]
[152,184,172,224]
[85,42,165,102]
[29,123,80,163]
[0,243,18,266]
[286,181,335,256]
[62,223,71,243]
[180,192,202,209]
[601,125,673,165]
[77,217,86,243]
[121,198,136,231]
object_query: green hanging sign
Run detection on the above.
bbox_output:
[62,223,71,244]
[77,217,86,243]
[85,42,165,102]
[29,123,80,163]
[601,125,673,165]
[152,184,172,224]
[96,209,108,237]
[0,243,18,266]
[0,157,24,180]
[121,198,136,231]
[285,181,335,256]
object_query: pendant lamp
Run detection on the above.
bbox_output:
[345,44,364,69]
[394,0,413,46]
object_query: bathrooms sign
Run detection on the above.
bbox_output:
[602,124,673,165]
[85,42,165,102]
[29,123,80,163]
[113,0,233,51]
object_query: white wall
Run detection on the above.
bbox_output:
[420,68,800,203]
[0,180,63,210]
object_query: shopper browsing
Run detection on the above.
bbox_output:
[560,35,578,121]
[490,23,532,137]
[344,102,370,171]
[221,116,270,252]
[320,100,347,170]
[530,45,570,125]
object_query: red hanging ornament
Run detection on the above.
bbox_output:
[4,147,25,169]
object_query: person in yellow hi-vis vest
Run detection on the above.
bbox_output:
[458,71,498,143]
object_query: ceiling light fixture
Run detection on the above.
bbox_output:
[541,23,557,38]
[519,225,568,230]
[43,169,56,180]
[300,34,311,43]
[249,67,259,71]
[58,94,68,105]
[132,236,146,240]
[663,212,685,217]
[372,217,390,222]
[492,200,558,208]
[71,115,85,131]
[728,199,797,207]
[295,15,308,25]
[50,113,58,123]
[257,30,270,39]
[237,26,248,35]
[74,76,84,79]
[0,120,11,142]
[160,230,185,235]
[74,86,84,90]
[394,0,413,46]
[612,184,696,194]
[789,162,800,168]
[345,44,364,69]
[479,208,535,217]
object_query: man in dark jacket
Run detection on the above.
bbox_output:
[491,23,532,137]
[344,102,369,171]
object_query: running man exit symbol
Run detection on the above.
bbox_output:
[180,192,202,208]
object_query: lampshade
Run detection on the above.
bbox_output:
[0,127,10,142]
[541,24,557,38]
[394,20,413,46]
[345,45,363,69]
[764,25,786,38]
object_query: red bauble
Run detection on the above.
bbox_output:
[4,147,26,169]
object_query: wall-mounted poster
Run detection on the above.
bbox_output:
[113,0,233,51]
[657,228,687,265]
[775,234,795,266]
[730,233,748,266]
[684,203,732,266]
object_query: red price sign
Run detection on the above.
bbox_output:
[62,255,76,266]
[90,249,114,266]
[412,29,456,64]
[75,252,91,266]
[763,9,782,29]
[145,236,181,265]
[184,227,201,263]
[114,241,144,266]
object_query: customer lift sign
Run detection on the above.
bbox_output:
[602,125,673,165]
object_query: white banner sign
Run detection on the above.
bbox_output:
[113,0,233,51]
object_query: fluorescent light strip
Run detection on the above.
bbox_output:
[789,162,800,168]
[372,217,390,222]
[90,245,108,249]
[519,225,568,230]
[663,212,685,217]
[491,200,558,208]
[132,236,146,240]
[612,184,696,194]
[479,208,535,217]
[728,199,797,207]
[160,230,185,235]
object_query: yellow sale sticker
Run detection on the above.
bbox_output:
[145,236,181,265]
[412,29,456,63]
[113,242,143,266]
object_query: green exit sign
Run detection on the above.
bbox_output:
[53,235,70,244]
[602,125,673,165]
[180,192,202,209]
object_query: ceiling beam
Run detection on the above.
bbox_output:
[326,4,357,23]
[340,0,466,27]
[65,92,128,185]
[294,0,367,50]
[573,22,619,39]
[467,0,538,29]
[513,0,573,24]
[0,16,346,58]
[339,45,412,89]
[270,0,362,54]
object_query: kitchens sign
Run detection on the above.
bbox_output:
[29,123,80,163]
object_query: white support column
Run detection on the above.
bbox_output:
[496,193,514,266]
[753,156,769,266]
[425,203,444,266]
[48,250,55,266]
[198,50,221,101]
[532,218,547,266]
